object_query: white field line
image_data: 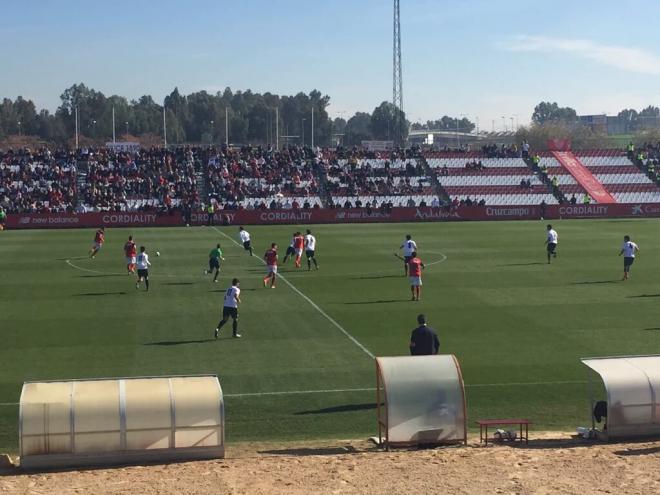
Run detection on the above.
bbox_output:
[425,253,447,267]
[65,258,180,278]
[212,226,375,359]
[65,259,124,275]
[225,380,587,398]
[225,388,376,398]
[0,379,588,406]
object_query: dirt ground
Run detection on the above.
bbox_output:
[1,433,659,494]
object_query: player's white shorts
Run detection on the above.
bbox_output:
[93,242,103,250]
[294,248,303,257]
[409,276,422,287]
[126,256,136,264]
[267,265,278,274]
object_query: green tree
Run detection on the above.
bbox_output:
[532,101,578,125]
[370,101,408,143]
[344,112,373,146]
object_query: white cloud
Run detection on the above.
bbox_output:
[502,35,660,75]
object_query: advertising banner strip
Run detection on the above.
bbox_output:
[5,203,660,229]
[552,151,617,204]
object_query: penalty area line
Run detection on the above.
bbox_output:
[211,226,375,359]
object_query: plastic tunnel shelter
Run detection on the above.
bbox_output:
[582,355,660,440]
[376,355,467,448]
[19,375,224,470]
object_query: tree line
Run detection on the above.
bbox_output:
[0,84,416,147]
[4,86,657,149]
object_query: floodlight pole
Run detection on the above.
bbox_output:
[311,106,314,149]
[163,106,167,148]
[393,0,403,147]
[74,106,79,149]
[112,107,116,144]
[275,107,279,150]
[225,107,229,146]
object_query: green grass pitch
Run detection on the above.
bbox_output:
[1,219,660,452]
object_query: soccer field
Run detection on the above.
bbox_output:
[1,219,660,453]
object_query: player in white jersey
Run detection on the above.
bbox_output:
[304,229,319,271]
[619,235,639,281]
[215,278,242,338]
[545,224,558,264]
[282,233,297,264]
[135,246,151,291]
[238,226,253,256]
[398,234,418,275]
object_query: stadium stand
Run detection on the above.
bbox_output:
[534,154,586,203]
[78,147,200,212]
[322,156,440,207]
[427,154,558,205]
[0,148,77,213]
[7,145,660,214]
[205,146,322,209]
[575,150,660,203]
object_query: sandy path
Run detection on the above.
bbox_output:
[1,433,659,494]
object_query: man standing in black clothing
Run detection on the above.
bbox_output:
[409,314,440,355]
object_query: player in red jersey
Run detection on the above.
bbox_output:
[408,252,426,301]
[89,227,105,258]
[124,235,137,274]
[293,232,305,268]
[263,243,278,289]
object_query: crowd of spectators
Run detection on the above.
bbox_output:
[480,143,520,158]
[0,148,77,213]
[423,143,520,158]
[451,197,486,208]
[631,142,660,183]
[322,157,430,196]
[205,145,319,207]
[464,160,485,170]
[2,142,557,215]
[79,147,200,212]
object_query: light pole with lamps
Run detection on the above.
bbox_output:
[456,114,466,148]
[301,118,306,146]
[75,107,79,149]
[210,120,214,144]
[17,121,21,136]
[501,116,506,132]
[125,121,129,136]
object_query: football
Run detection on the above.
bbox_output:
[156,251,160,257]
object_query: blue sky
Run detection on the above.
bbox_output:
[2,0,660,129]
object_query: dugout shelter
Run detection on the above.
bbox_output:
[19,374,224,470]
[582,355,660,440]
[376,355,467,448]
